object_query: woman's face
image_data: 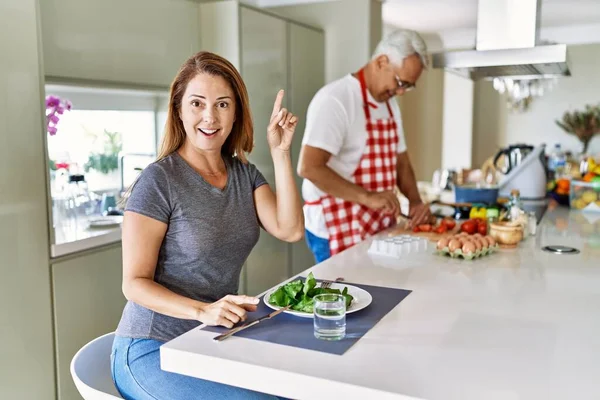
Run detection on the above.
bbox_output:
[179,73,236,154]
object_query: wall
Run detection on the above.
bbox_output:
[272,0,382,82]
[0,0,56,398]
[40,0,201,87]
[472,78,508,168]
[473,43,600,166]
[398,67,445,181]
[441,72,474,171]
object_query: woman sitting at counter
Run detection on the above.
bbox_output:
[111,51,304,399]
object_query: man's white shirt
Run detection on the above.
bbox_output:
[301,74,407,239]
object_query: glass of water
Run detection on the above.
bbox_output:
[313,293,346,340]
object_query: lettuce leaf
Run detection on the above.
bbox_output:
[283,279,303,300]
[268,273,353,312]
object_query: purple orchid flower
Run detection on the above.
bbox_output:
[45,95,72,136]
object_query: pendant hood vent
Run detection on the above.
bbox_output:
[431,0,570,80]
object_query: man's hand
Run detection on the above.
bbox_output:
[361,190,401,217]
[408,202,432,228]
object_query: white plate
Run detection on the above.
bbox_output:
[263,282,372,318]
[88,216,123,228]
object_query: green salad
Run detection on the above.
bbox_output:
[268,272,354,313]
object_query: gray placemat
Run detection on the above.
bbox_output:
[202,282,412,355]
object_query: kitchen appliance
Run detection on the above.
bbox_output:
[119,152,155,194]
[454,184,499,205]
[493,143,534,174]
[497,144,547,200]
[431,0,570,80]
[432,169,457,191]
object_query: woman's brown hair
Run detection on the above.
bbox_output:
[120,52,253,206]
[158,51,254,163]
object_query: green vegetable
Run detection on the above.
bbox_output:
[268,272,354,313]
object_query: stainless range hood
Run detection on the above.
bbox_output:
[432,0,570,80]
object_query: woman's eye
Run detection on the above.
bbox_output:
[191,100,200,107]
[217,102,228,109]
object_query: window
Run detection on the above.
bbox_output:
[45,84,167,196]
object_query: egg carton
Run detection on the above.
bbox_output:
[368,235,430,258]
[434,245,499,261]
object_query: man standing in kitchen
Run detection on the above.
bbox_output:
[297,29,432,262]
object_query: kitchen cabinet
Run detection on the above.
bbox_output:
[241,7,291,295]
[288,22,326,276]
[51,245,125,400]
[200,1,325,295]
[0,0,56,398]
[39,0,201,87]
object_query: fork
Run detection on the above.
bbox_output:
[320,277,344,289]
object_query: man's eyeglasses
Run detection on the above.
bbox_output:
[395,75,415,92]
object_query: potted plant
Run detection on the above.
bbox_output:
[555,104,600,155]
[84,129,122,175]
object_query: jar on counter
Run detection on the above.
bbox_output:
[67,174,94,218]
[528,211,537,236]
[486,207,499,223]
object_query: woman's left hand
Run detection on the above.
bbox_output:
[267,89,298,152]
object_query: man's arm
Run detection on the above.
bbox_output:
[396,151,431,226]
[396,151,421,204]
[298,145,400,215]
[298,145,367,203]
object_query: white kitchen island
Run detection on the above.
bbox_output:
[160,205,600,400]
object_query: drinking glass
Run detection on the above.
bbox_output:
[313,293,346,340]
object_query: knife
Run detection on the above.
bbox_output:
[213,305,291,342]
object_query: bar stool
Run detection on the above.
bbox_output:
[70,332,123,399]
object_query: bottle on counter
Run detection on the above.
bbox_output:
[548,143,566,180]
[507,189,529,236]
[508,189,523,221]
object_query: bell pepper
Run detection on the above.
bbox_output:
[469,205,487,220]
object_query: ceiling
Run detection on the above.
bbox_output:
[382,0,600,32]
[245,0,600,50]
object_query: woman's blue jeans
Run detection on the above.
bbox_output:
[111,335,280,400]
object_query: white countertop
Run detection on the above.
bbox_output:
[51,216,122,258]
[160,206,600,400]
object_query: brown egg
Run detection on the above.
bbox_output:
[462,241,476,254]
[448,239,462,252]
[473,233,483,239]
[472,239,482,251]
[478,238,489,249]
[486,235,496,247]
[437,237,450,250]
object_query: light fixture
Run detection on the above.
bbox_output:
[492,76,558,113]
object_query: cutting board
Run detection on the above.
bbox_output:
[387,221,461,242]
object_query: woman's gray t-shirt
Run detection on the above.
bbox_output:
[115,152,267,342]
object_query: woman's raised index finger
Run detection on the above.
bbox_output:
[271,89,285,118]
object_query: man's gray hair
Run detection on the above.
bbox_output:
[373,29,428,69]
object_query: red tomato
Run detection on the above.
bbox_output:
[418,224,432,232]
[442,218,456,229]
[434,225,448,234]
[478,223,487,235]
[412,226,420,233]
[460,220,476,234]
